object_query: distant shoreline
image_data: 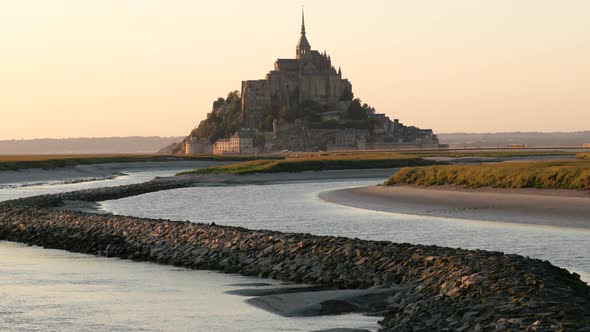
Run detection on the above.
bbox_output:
[319,184,590,229]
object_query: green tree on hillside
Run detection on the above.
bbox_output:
[192,90,244,142]
[346,98,375,121]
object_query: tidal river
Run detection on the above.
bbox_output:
[99,179,590,282]
[1,166,589,331]
[0,166,379,332]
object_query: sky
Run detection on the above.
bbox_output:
[1,0,589,140]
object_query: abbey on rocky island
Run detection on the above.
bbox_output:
[184,11,445,155]
[241,11,352,128]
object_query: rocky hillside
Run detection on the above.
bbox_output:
[167,89,378,153]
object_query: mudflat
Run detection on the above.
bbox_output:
[0,160,230,185]
[319,185,590,229]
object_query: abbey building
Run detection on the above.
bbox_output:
[184,11,444,155]
[241,12,352,127]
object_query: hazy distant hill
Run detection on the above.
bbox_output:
[0,137,184,155]
[438,131,590,148]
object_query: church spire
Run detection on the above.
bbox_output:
[296,7,311,59]
[301,8,306,35]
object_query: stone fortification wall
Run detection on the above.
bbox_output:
[0,185,589,331]
[185,140,212,155]
[300,74,350,105]
[241,80,272,127]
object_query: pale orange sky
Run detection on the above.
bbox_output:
[1,0,589,140]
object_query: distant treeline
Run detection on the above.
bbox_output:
[438,131,590,148]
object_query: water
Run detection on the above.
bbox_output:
[0,242,378,332]
[0,160,226,201]
[100,180,590,282]
[2,168,589,331]
[0,166,380,332]
[0,170,169,202]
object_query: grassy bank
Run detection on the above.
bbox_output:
[385,160,590,190]
[578,153,590,160]
[407,150,578,158]
[179,153,440,175]
[0,154,275,172]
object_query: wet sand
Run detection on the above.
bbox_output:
[320,185,590,229]
[245,287,401,317]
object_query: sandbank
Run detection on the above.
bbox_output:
[319,185,590,229]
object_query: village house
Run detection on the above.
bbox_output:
[213,129,256,155]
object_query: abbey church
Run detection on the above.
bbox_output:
[241,12,352,127]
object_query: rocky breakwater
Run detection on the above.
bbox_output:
[1,191,589,331]
[15,175,196,208]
